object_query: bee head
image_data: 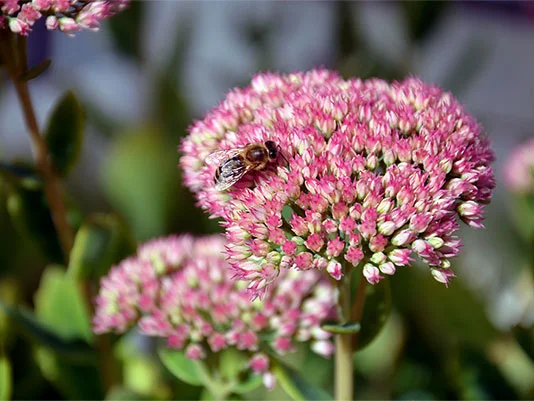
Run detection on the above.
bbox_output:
[265,140,278,160]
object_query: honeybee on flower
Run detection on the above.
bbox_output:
[205,141,287,191]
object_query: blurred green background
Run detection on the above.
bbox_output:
[0,1,533,400]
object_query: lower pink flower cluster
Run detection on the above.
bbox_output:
[93,235,336,389]
[0,0,128,36]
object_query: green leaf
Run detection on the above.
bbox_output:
[18,58,52,82]
[356,278,391,350]
[0,300,92,362]
[401,1,448,42]
[44,91,85,176]
[6,185,63,263]
[0,162,42,190]
[158,348,206,387]
[453,348,519,400]
[105,387,147,401]
[34,266,93,344]
[220,348,247,381]
[231,372,263,395]
[0,355,12,401]
[68,213,136,280]
[102,130,179,241]
[35,346,103,400]
[108,2,144,60]
[272,359,333,401]
[321,321,361,335]
[512,325,534,361]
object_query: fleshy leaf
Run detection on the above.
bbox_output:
[272,359,333,401]
[44,91,85,176]
[35,346,103,400]
[105,387,147,401]
[512,325,534,362]
[18,58,52,82]
[0,355,12,401]
[6,185,63,263]
[158,348,206,387]
[454,348,519,400]
[68,213,135,280]
[230,372,263,395]
[102,130,179,241]
[355,278,391,350]
[321,321,361,335]
[220,348,247,381]
[0,300,92,362]
[0,162,42,190]
[34,266,93,344]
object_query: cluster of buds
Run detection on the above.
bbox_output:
[93,235,336,389]
[0,0,128,36]
[180,70,495,294]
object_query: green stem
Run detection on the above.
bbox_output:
[334,270,353,401]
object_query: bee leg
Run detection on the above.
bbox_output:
[278,145,291,172]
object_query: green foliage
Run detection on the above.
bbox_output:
[44,91,85,176]
[68,213,136,280]
[0,162,41,190]
[18,59,52,82]
[452,348,519,400]
[219,348,247,382]
[356,278,391,350]
[108,2,144,60]
[321,321,361,335]
[35,347,103,400]
[158,348,206,387]
[0,301,92,362]
[102,130,180,241]
[5,184,63,263]
[230,373,263,395]
[401,1,448,42]
[105,386,148,401]
[512,325,534,362]
[0,355,12,401]
[34,266,93,344]
[272,359,333,401]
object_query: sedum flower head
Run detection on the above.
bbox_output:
[504,137,534,194]
[0,0,128,36]
[93,235,335,388]
[180,70,495,293]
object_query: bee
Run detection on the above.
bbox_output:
[205,141,286,191]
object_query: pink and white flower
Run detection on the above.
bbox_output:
[93,235,336,388]
[0,0,129,35]
[180,70,495,292]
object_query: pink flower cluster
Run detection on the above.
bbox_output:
[504,137,534,194]
[93,235,335,389]
[180,70,495,293]
[0,0,128,36]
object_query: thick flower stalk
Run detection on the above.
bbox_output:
[0,0,128,35]
[180,70,495,294]
[93,235,336,389]
[504,137,534,194]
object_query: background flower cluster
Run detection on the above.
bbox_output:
[94,235,336,389]
[0,0,128,35]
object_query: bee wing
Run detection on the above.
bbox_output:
[214,164,253,191]
[205,149,241,166]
